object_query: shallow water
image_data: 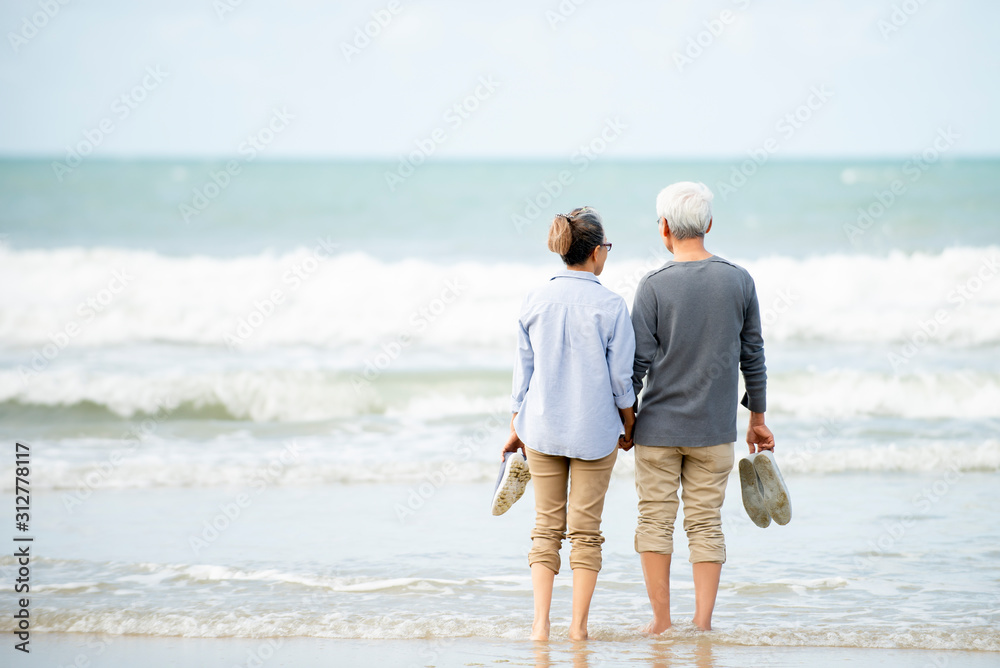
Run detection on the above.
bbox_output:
[1,158,998,653]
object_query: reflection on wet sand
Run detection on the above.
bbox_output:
[532,637,717,668]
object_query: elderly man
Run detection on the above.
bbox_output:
[620,181,775,633]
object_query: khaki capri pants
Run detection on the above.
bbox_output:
[524,447,618,574]
[633,442,734,564]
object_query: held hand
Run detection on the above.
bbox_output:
[746,414,775,454]
[619,406,636,449]
[502,430,525,460]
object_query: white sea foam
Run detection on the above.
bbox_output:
[2,366,997,421]
[4,555,996,650]
[2,436,996,491]
[4,605,996,650]
[2,245,999,349]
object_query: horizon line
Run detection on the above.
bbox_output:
[1,153,998,163]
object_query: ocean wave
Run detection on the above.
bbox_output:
[2,245,999,349]
[1,558,995,649]
[2,367,998,422]
[4,606,997,651]
[2,437,996,492]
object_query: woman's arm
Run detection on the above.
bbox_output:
[618,405,636,451]
[502,412,525,458]
[511,317,533,414]
[504,315,533,459]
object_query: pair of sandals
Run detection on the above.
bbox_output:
[492,449,793,527]
[739,451,792,527]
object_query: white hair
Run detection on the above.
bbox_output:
[655,182,714,240]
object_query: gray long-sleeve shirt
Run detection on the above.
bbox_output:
[631,256,767,447]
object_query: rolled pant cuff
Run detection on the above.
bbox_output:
[528,553,561,575]
[634,533,674,555]
[568,554,602,572]
[688,547,726,564]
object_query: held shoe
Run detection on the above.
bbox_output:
[739,455,771,528]
[752,450,792,525]
[491,451,531,516]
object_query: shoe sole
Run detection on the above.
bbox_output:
[739,457,771,528]
[491,454,531,516]
[753,451,792,525]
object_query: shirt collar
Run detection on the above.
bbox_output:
[551,268,601,284]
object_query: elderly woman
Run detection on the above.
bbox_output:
[501,206,636,641]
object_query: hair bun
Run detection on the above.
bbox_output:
[547,215,573,255]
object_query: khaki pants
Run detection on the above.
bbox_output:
[525,447,618,574]
[634,443,734,564]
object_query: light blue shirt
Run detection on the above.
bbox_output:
[511,269,637,460]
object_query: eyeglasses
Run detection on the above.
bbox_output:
[599,242,612,252]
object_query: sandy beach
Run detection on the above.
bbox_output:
[26,634,1000,667]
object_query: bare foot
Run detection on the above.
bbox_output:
[692,618,712,631]
[531,620,550,641]
[568,625,588,641]
[641,618,671,635]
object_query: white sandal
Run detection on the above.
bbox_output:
[491,451,531,516]
[752,451,792,526]
[739,455,771,528]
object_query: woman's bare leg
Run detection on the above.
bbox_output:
[531,563,556,641]
[568,568,598,640]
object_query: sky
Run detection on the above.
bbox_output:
[0,0,997,159]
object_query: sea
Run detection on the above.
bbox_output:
[0,157,998,664]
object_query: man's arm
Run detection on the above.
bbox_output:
[630,277,658,403]
[739,277,773,452]
[746,411,775,454]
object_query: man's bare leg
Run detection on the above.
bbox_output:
[531,563,556,641]
[568,568,598,641]
[640,552,672,634]
[692,562,722,630]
